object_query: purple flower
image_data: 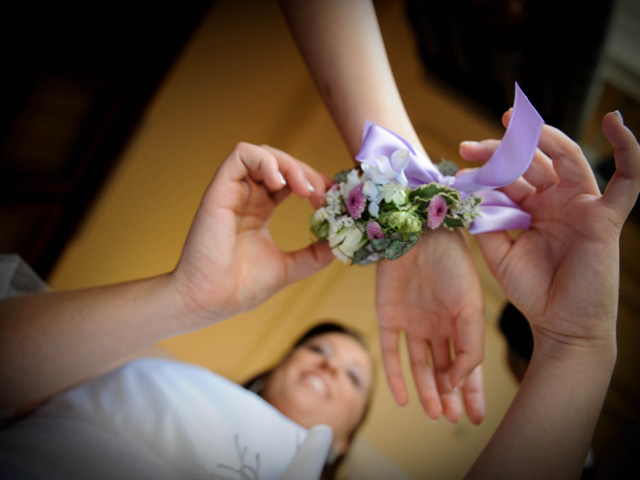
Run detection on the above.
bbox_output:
[347,183,366,219]
[427,195,447,229]
[366,221,385,239]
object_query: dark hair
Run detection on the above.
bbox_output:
[242,321,374,480]
[498,302,533,361]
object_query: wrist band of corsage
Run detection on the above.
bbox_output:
[311,83,545,265]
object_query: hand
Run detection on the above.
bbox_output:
[376,229,485,424]
[171,143,334,328]
[462,111,640,355]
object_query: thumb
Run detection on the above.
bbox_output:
[283,242,334,286]
[474,231,513,280]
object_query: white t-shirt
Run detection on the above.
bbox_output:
[0,358,313,480]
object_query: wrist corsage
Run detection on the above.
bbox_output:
[311,159,481,264]
[310,83,545,265]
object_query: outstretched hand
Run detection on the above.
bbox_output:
[171,143,334,329]
[376,229,485,424]
[462,111,640,354]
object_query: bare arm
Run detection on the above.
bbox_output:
[0,275,185,413]
[0,143,333,412]
[463,111,639,478]
[279,0,424,157]
[280,0,485,423]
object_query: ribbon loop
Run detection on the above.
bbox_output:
[355,83,544,234]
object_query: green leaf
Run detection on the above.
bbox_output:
[410,183,446,202]
[371,238,392,251]
[352,247,373,264]
[439,192,460,207]
[384,241,406,260]
[443,216,465,228]
[310,215,329,240]
[383,234,419,260]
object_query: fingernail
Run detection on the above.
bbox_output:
[460,140,478,147]
[278,172,287,185]
[306,180,315,192]
[613,110,624,124]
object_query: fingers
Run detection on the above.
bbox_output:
[535,124,600,193]
[449,312,484,390]
[461,365,485,425]
[219,142,288,190]
[460,137,559,194]
[504,109,598,193]
[430,339,461,422]
[459,139,501,162]
[260,145,328,200]
[218,142,322,200]
[282,242,334,286]
[407,337,442,419]
[379,328,409,407]
[501,177,536,205]
[601,111,640,218]
[522,150,558,192]
[459,140,537,204]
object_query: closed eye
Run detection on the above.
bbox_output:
[347,370,363,389]
[306,343,328,356]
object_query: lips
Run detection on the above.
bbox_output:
[302,372,331,398]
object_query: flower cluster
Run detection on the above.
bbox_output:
[310,150,481,264]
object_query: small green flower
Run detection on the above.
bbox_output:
[382,211,422,235]
[310,214,329,240]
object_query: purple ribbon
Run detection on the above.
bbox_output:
[355,83,544,233]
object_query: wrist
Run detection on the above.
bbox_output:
[531,325,617,373]
[166,269,228,332]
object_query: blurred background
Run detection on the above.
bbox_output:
[1,0,638,478]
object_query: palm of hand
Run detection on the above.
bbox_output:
[377,229,481,338]
[376,228,484,422]
[179,177,291,321]
[492,183,620,347]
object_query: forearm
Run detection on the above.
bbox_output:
[0,273,192,410]
[466,340,616,479]
[280,0,425,156]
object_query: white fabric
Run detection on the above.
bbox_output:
[0,358,324,480]
[0,254,49,300]
[279,425,332,480]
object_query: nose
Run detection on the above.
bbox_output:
[320,353,341,376]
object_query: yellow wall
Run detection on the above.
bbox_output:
[49,1,518,478]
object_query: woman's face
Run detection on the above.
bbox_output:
[262,332,373,454]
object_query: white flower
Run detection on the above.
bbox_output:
[340,169,363,201]
[361,149,410,186]
[368,201,380,217]
[326,185,342,208]
[329,216,345,235]
[382,183,407,205]
[362,180,379,200]
[451,194,482,226]
[313,207,329,222]
[390,149,410,186]
[329,225,367,264]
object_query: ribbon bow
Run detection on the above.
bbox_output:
[355,83,544,234]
